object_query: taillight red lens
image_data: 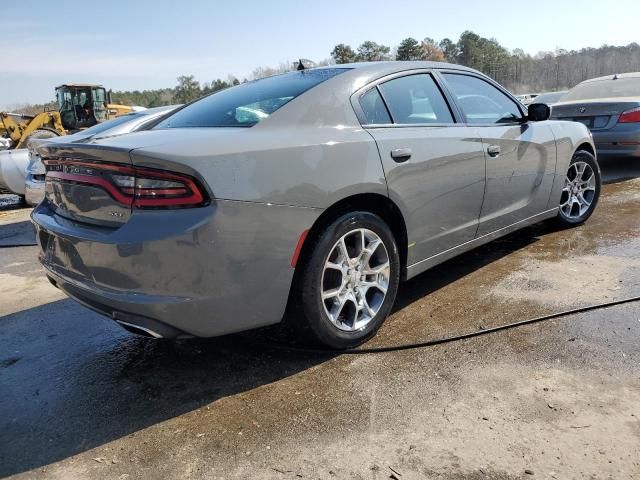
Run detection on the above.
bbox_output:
[44,160,208,209]
[618,107,640,123]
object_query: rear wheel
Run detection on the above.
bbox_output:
[555,150,600,227]
[295,212,400,349]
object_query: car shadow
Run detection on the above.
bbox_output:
[0,219,36,247]
[599,157,640,184]
[0,299,336,477]
[0,194,25,211]
[393,225,542,312]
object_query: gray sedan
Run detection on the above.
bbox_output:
[551,72,640,158]
[25,105,179,205]
[32,62,599,349]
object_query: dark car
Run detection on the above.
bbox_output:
[551,73,640,158]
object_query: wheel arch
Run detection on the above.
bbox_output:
[295,193,409,280]
[576,142,595,157]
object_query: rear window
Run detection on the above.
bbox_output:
[155,69,349,128]
[564,77,640,101]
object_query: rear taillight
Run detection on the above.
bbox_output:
[43,159,208,209]
[618,107,640,123]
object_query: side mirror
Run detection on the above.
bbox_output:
[528,103,551,122]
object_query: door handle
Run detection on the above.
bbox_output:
[390,148,412,162]
[487,145,501,157]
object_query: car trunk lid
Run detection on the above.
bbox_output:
[38,142,136,227]
[551,98,640,130]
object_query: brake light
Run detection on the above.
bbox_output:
[43,160,207,209]
[618,107,640,123]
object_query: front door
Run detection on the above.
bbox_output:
[441,72,557,236]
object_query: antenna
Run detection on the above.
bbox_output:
[613,74,619,80]
[297,59,306,71]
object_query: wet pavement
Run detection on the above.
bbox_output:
[1,158,639,479]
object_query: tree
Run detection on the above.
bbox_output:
[439,38,459,63]
[456,31,483,68]
[356,41,391,61]
[455,31,510,80]
[331,44,357,64]
[421,37,446,62]
[174,75,201,103]
[396,37,423,61]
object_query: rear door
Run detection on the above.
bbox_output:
[354,72,486,265]
[440,72,557,236]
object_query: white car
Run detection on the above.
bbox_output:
[24,105,179,205]
[0,149,30,195]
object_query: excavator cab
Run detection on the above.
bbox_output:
[55,84,109,131]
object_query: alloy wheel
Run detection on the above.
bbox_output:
[560,161,596,219]
[321,228,390,332]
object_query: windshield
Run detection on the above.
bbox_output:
[564,77,640,101]
[155,68,349,129]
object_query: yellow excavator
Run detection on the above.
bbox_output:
[0,84,133,150]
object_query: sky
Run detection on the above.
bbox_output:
[2,0,639,108]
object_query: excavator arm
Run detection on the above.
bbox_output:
[0,111,66,149]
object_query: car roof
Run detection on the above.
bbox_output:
[55,83,105,89]
[579,72,640,84]
[316,61,476,76]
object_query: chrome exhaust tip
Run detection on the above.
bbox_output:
[116,320,164,339]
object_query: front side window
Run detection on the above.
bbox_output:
[378,74,454,124]
[443,73,523,124]
[155,68,349,128]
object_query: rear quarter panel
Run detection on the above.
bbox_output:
[130,127,387,208]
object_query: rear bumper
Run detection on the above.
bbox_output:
[24,175,45,206]
[31,199,320,338]
[592,129,640,158]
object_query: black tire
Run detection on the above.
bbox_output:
[295,211,400,349]
[555,150,601,227]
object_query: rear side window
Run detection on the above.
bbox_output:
[378,74,454,124]
[360,88,392,124]
[155,68,349,128]
[443,73,523,124]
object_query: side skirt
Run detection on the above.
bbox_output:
[406,208,559,280]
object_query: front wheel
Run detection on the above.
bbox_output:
[555,150,601,227]
[295,212,400,349]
